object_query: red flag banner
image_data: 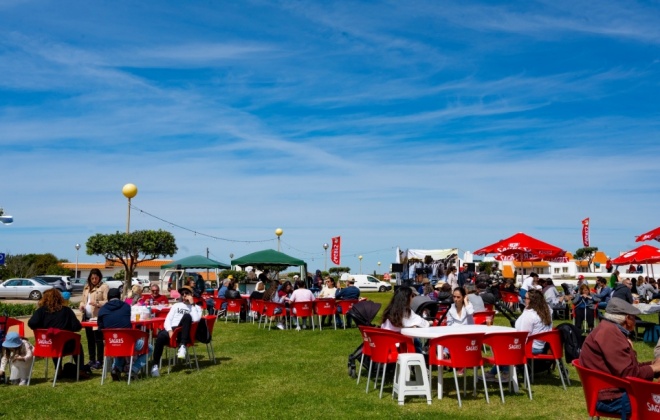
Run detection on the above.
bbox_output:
[582,218,590,247]
[331,236,341,265]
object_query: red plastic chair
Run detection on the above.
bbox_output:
[357,325,379,386]
[432,307,449,327]
[249,299,265,325]
[163,322,199,373]
[100,328,149,385]
[500,291,520,311]
[626,376,660,420]
[291,301,315,330]
[262,301,288,330]
[28,329,82,387]
[314,299,337,331]
[152,307,171,318]
[484,304,495,312]
[0,316,25,336]
[482,331,532,402]
[526,329,569,390]
[225,299,245,323]
[473,310,496,326]
[212,297,227,320]
[428,333,489,407]
[198,315,216,364]
[363,329,415,398]
[573,360,633,419]
[336,299,359,329]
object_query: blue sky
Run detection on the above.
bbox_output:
[1,0,660,273]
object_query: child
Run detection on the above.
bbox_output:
[0,332,34,385]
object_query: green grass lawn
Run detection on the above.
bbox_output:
[3,292,657,419]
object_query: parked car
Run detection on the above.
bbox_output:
[339,274,392,292]
[102,276,150,293]
[33,275,71,292]
[0,278,54,300]
[69,277,87,293]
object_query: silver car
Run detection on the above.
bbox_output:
[0,278,54,300]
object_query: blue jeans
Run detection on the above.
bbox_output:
[112,338,152,374]
[596,392,631,420]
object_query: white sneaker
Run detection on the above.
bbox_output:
[18,380,27,386]
[177,345,187,360]
[276,323,285,330]
[295,326,301,331]
[150,365,160,377]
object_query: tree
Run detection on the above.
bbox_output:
[86,229,177,297]
[328,267,351,278]
[0,253,70,280]
[574,247,599,272]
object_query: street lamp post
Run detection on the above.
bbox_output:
[377,261,381,274]
[275,228,283,252]
[358,255,363,274]
[122,184,138,295]
[75,244,80,278]
[323,243,329,271]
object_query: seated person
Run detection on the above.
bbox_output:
[335,278,360,328]
[612,278,634,303]
[150,286,202,377]
[288,280,315,329]
[380,287,429,353]
[0,332,34,386]
[139,285,170,306]
[435,282,452,304]
[579,298,660,419]
[446,287,474,326]
[98,288,150,381]
[476,282,497,306]
[573,284,595,332]
[593,276,613,309]
[466,287,485,312]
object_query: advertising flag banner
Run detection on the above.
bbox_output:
[331,236,341,265]
[582,218,590,247]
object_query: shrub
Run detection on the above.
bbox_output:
[0,302,37,317]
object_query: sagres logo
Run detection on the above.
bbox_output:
[108,333,124,344]
[514,338,519,345]
[508,337,522,350]
[37,333,52,346]
[466,339,479,352]
[647,394,660,413]
[653,393,660,404]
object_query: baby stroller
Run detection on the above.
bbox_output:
[346,301,382,379]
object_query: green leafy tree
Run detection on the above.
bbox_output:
[0,253,70,280]
[86,229,177,297]
[328,267,351,278]
[574,247,599,272]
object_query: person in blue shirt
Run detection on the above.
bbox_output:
[593,276,612,309]
[335,278,360,328]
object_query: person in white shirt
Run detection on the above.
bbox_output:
[381,287,429,353]
[446,287,474,326]
[150,286,202,377]
[520,272,539,301]
[446,266,459,290]
[289,280,315,330]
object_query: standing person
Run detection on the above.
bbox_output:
[0,332,34,385]
[98,288,149,381]
[27,289,86,374]
[606,258,613,273]
[78,268,109,370]
[380,287,429,353]
[609,270,620,289]
[446,287,474,326]
[520,272,539,301]
[194,275,206,296]
[446,267,458,290]
[150,286,202,377]
[573,284,595,332]
[580,298,660,419]
[335,278,360,328]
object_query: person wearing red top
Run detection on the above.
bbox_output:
[138,285,170,306]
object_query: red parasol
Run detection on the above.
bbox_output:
[635,227,660,242]
[474,232,565,260]
[610,244,660,265]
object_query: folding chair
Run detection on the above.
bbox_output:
[28,329,81,387]
[573,360,633,419]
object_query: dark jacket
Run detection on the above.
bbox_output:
[97,299,131,329]
[336,286,360,300]
[611,283,633,304]
[195,278,206,295]
[225,289,241,299]
[28,306,82,332]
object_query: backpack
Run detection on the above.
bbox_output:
[643,325,660,344]
[556,323,584,363]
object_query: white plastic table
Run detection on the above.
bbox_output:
[400,324,515,339]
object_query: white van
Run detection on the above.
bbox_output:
[340,274,392,292]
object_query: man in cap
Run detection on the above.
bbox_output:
[579,297,660,418]
[150,285,202,377]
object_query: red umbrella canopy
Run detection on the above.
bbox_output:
[636,227,660,242]
[610,244,660,265]
[474,232,565,260]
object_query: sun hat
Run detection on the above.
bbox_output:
[2,332,22,349]
[605,297,641,315]
[422,278,430,284]
[178,285,194,296]
[434,281,446,290]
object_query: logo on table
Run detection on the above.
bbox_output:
[38,333,52,346]
[465,340,479,352]
[108,333,124,344]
